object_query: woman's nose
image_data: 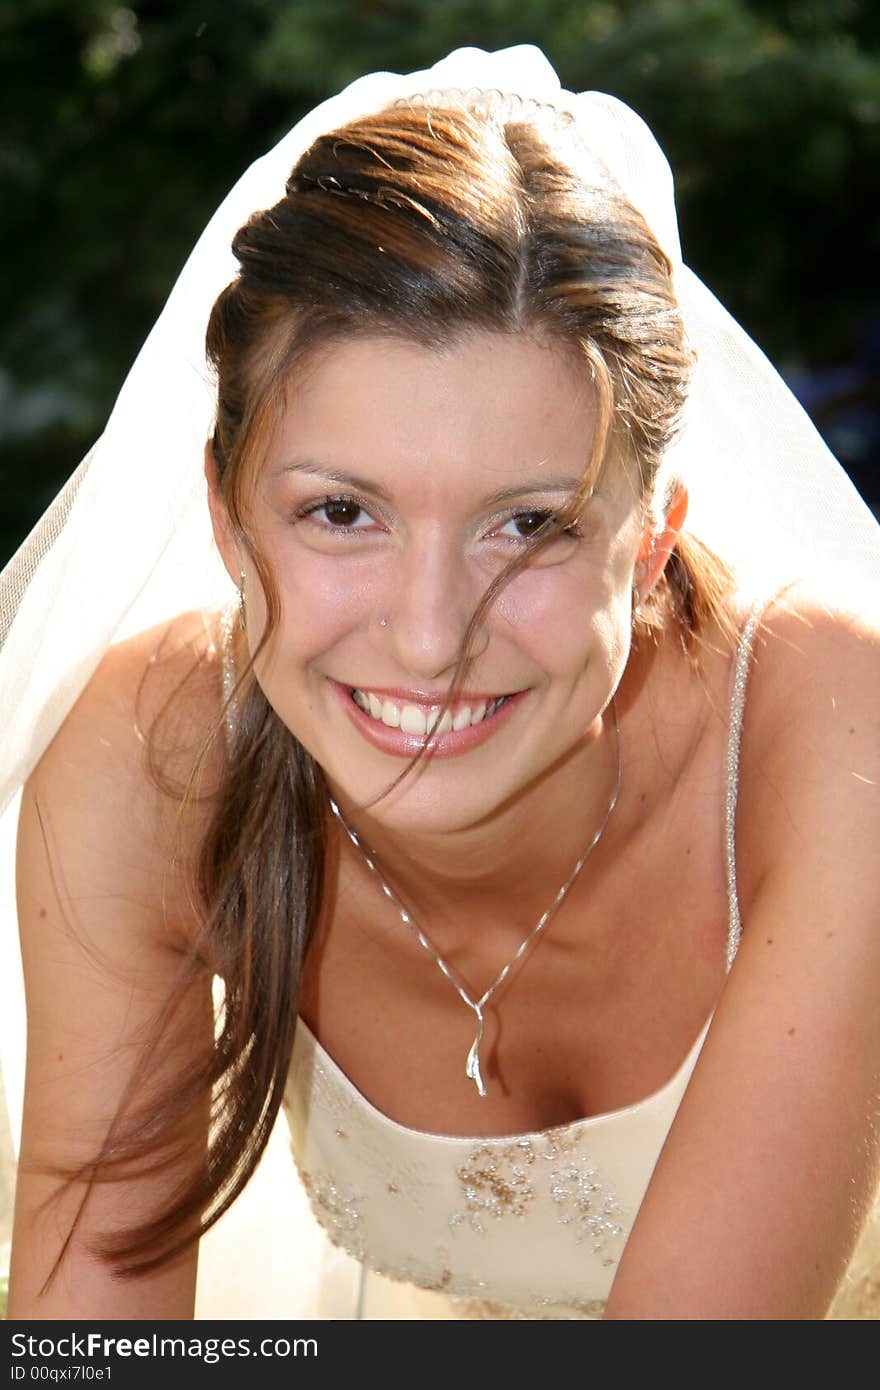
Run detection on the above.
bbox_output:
[375,530,488,680]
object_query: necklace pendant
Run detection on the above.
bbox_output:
[465,1033,487,1098]
[329,704,620,1103]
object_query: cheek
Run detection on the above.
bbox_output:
[248,545,380,666]
[493,562,630,670]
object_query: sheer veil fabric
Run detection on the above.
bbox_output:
[0,45,877,1317]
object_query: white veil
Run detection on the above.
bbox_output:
[1,44,877,1316]
[1,44,876,817]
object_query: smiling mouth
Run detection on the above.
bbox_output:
[349,688,513,735]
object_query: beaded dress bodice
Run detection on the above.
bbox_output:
[283,1012,711,1318]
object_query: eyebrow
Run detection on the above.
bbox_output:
[272,459,592,507]
[271,459,394,502]
[481,478,589,507]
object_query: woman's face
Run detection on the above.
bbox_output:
[213,330,648,834]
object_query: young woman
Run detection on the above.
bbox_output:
[3,45,879,1320]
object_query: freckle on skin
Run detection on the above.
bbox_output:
[39,907,47,919]
[766,938,773,945]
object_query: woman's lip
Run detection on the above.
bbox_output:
[328,679,527,759]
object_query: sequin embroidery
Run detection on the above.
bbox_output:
[299,1169,366,1262]
[451,1127,627,1263]
[549,1158,625,1262]
[454,1139,536,1230]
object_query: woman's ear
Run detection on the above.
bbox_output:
[635,482,689,596]
[205,439,241,585]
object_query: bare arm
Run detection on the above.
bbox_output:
[7,620,217,1320]
[604,597,880,1319]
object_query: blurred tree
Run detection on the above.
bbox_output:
[2,0,878,563]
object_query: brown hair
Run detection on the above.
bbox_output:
[67,99,734,1276]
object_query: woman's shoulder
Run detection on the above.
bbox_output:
[735,579,879,872]
[23,607,229,943]
[36,605,227,784]
[743,579,879,737]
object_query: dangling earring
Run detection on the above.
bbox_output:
[631,583,640,614]
[238,571,247,631]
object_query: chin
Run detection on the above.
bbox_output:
[324,738,575,840]
[327,770,491,833]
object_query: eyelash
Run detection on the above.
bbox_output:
[295,495,584,544]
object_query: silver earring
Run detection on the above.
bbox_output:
[238,571,247,631]
[631,584,640,612]
[378,616,389,628]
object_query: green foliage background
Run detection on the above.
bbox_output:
[2,0,879,564]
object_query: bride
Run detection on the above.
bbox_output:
[3,46,879,1320]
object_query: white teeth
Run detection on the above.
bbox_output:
[434,708,453,734]
[351,688,509,732]
[381,700,400,728]
[399,704,428,735]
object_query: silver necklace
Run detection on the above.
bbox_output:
[328,702,622,1098]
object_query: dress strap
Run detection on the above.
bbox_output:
[724,606,762,971]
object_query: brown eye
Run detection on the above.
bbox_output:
[507,510,553,539]
[322,499,365,527]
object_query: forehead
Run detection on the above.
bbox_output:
[271,330,602,497]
